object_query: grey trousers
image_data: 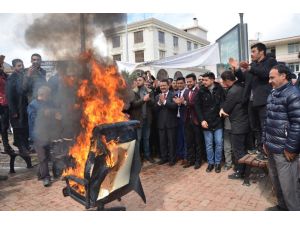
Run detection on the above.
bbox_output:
[35,142,51,180]
[223,129,233,166]
[268,153,300,211]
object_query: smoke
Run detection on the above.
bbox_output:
[24,14,132,177]
[25,13,126,59]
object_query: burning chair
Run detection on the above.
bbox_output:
[63,120,146,210]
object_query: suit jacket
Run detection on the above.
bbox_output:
[183,87,199,125]
[155,91,178,129]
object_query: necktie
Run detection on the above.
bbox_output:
[177,91,181,118]
[189,90,193,101]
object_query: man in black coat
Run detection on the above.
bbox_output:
[195,72,225,173]
[173,77,187,163]
[229,42,278,161]
[155,79,178,166]
[0,55,14,155]
[23,53,47,103]
[220,70,250,180]
[6,59,32,164]
[128,76,155,163]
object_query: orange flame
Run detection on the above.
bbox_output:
[63,51,128,193]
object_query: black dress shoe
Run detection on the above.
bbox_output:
[206,164,214,172]
[194,163,201,170]
[183,162,193,168]
[228,171,243,179]
[169,161,176,166]
[215,164,221,173]
[145,157,155,163]
[157,159,168,165]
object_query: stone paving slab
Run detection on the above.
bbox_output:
[0,161,275,211]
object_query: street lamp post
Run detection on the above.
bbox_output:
[239,13,246,61]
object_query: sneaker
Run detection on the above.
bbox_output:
[228,171,243,180]
[247,149,257,155]
[256,152,268,161]
[223,164,232,171]
[43,177,51,187]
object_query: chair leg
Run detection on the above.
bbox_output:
[9,155,16,173]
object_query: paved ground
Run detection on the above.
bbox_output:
[0,154,276,211]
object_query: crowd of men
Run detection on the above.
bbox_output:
[0,53,74,187]
[0,42,300,210]
[126,42,300,211]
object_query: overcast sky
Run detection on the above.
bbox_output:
[1,13,300,67]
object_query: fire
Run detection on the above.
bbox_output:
[63,51,128,193]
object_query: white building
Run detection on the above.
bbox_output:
[264,36,300,74]
[106,17,210,80]
[251,36,300,74]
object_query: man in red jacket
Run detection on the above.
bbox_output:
[0,55,15,155]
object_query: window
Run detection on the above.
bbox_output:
[112,36,120,48]
[113,54,121,61]
[159,31,165,44]
[194,43,198,49]
[134,31,143,44]
[159,50,166,59]
[135,50,144,62]
[187,41,192,51]
[288,63,300,73]
[288,43,300,54]
[173,36,178,48]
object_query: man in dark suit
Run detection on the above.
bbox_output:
[173,77,187,164]
[6,59,32,166]
[219,70,250,180]
[229,42,278,161]
[155,79,178,166]
[182,74,204,169]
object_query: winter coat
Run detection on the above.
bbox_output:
[235,56,278,107]
[5,72,28,128]
[195,82,225,131]
[221,81,250,134]
[262,82,300,154]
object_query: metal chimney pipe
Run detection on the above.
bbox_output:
[80,14,86,53]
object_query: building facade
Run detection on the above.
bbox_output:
[107,18,210,79]
[252,36,300,74]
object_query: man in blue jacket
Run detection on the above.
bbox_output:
[263,64,300,211]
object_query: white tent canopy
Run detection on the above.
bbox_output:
[116,43,220,73]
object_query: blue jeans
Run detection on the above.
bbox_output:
[203,129,223,165]
[137,119,151,158]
